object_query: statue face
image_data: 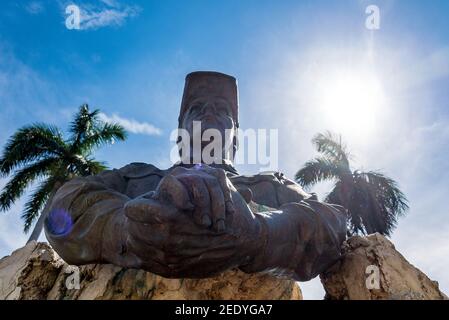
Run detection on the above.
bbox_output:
[180,96,237,162]
[182,97,234,131]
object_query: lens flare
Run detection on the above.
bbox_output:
[46,208,73,236]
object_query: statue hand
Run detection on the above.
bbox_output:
[169,164,237,231]
[121,168,347,280]
[126,164,235,229]
[122,165,261,278]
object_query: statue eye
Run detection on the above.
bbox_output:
[217,105,230,116]
[190,104,201,112]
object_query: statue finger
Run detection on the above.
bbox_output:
[127,218,171,243]
[200,167,236,217]
[126,234,168,264]
[125,198,179,224]
[203,176,226,232]
[128,220,222,259]
[179,174,212,228]
[155,174,194,211]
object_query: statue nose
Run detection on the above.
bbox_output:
[203,103,215,115]
[200,108,217,123]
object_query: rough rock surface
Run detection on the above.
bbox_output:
[0,242,301,300]
[2,234,447,300]
[320,233,447,300]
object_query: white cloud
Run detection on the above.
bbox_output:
[74,1,141,30]
[99,112,162,136]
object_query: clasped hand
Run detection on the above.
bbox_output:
[123,164,260,278]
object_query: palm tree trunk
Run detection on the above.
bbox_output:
[27,183,61,244]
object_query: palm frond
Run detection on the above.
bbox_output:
[325,180,344,205]
[303,131,408,237]
[324,180,358,235]
[21,177,57,233]
[353,171,409,236]
[325,171,409,236]
[312,131,351,169]
[326,178,375,235]
[345,180,375,235]
[77,158,107,176]
[1,104,126,236]
[0,124,66,176]
[360,171,409,214]
[295,156,342,189]
[0,157,58,211]
[78,122,127,155]
[68,104,101,150]
[84,159,107,175]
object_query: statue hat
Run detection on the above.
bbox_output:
[178,71,239,127]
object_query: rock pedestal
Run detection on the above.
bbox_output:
[0,242,301,300]
[1,234,447,300]
[321,233,447,300]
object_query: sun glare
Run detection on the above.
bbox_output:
[318,71,386,138]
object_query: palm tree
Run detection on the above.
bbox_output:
[295,131,408,237]
[0,104,127,243]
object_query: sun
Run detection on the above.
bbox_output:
[317,71,386,138]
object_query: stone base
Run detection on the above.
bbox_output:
[1,234,446,300]
[320,233,447,300]
[0,242,302,300]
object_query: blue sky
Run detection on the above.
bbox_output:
[1,0,449,299]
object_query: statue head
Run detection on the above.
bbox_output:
[177,71,239,164]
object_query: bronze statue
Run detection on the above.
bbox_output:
[44,71,347,281]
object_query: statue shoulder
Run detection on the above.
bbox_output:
[229,171,285,185]
[117,162,165,179]
[230,171,313,207]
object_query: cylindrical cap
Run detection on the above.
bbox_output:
[178,71,239,127]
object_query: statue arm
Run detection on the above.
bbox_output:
[274,174,318,204]
[239,200,347,281]
[44,164,346,280]
[230,172,346,281]
[44,168,141,267]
